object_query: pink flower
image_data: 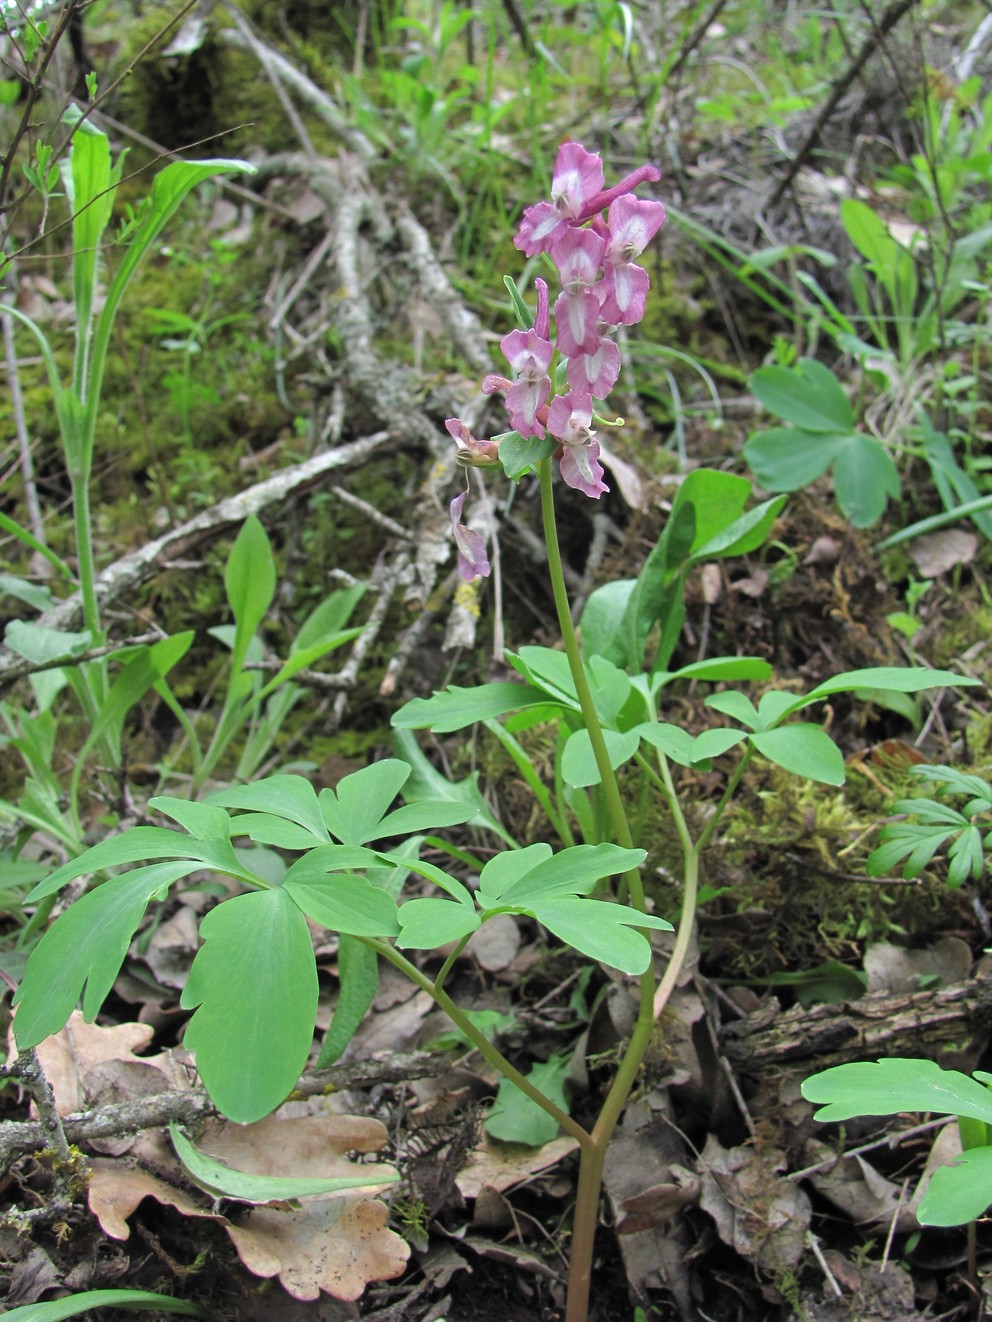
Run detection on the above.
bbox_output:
[515,143,605,257]
[515,144,663,258]
[499,280,553,437]
[445,418,501,469]
[599,196,666,325]
[450,491,491,580]
[566,338,621,397]
[552,228,606,357]
[547,394,609,499]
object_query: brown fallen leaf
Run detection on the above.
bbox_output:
[698,1134,811,1275]
[455,1135,578,1200]
[89,1159,218,1239]
[226,1197,409,1301]
[617,1178,700,1234]
[88,1111,409,1304]
[909,529,977,578]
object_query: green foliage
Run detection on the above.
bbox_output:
[802,1058,992,1226]
[2,1293,217,1321]
[868,765,992,887]
[169,1123,397,1201]
[744,359,900,527]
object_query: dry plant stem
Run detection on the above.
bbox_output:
[2,1048,70,1163]
[0,1050,449,1172]
[2,304,45,550]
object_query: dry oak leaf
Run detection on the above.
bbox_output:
[455,1135,579,1200]
[22,1011,187,1114]
[88,1158,219,1239]
[227,1197,408,1301]
[88,1112,409,1303]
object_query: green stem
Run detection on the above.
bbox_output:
[538,460,660,1322]
[71,475,101,640]
[433,935,472,996]
[537,461,640,899]
[370,939,591,1147]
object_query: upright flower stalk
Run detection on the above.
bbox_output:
[440,144,671,1322]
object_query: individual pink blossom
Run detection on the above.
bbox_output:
[515,142,662,257]
[553,228,606,357]
[547,393,609,499]
[515,142,605,257]
[553,228,605,292]
[499,279,553,437]
[450,491,490,580]
[566,338,621,397]
[599,195,667,325]
[445,418,501,468]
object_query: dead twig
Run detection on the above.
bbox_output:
[769,0,918,208]
[0,430,392,689]
[0,1049,450,1174]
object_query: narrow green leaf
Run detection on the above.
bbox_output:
[293,584,367,653]
[224,516,276,678]
[795,667,979,716]
[664,657,773,685]
[77,632,194,761]
[27,828,258,902]
[255,627,363,701]
[181,889,318,1122]
[13,862,202,1048]
[318,935,379,1067]
[802,1058,992,1125]
[169,1124,397,1203]
[503,273,535,329]
[392,681,553,732]
[3,1289,217,1321]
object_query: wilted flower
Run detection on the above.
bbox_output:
[445,418,501,469]
[449,491,490,580]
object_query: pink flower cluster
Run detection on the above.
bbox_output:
[448,142,665,581]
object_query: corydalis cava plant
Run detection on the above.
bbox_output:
[447,142,665,579]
